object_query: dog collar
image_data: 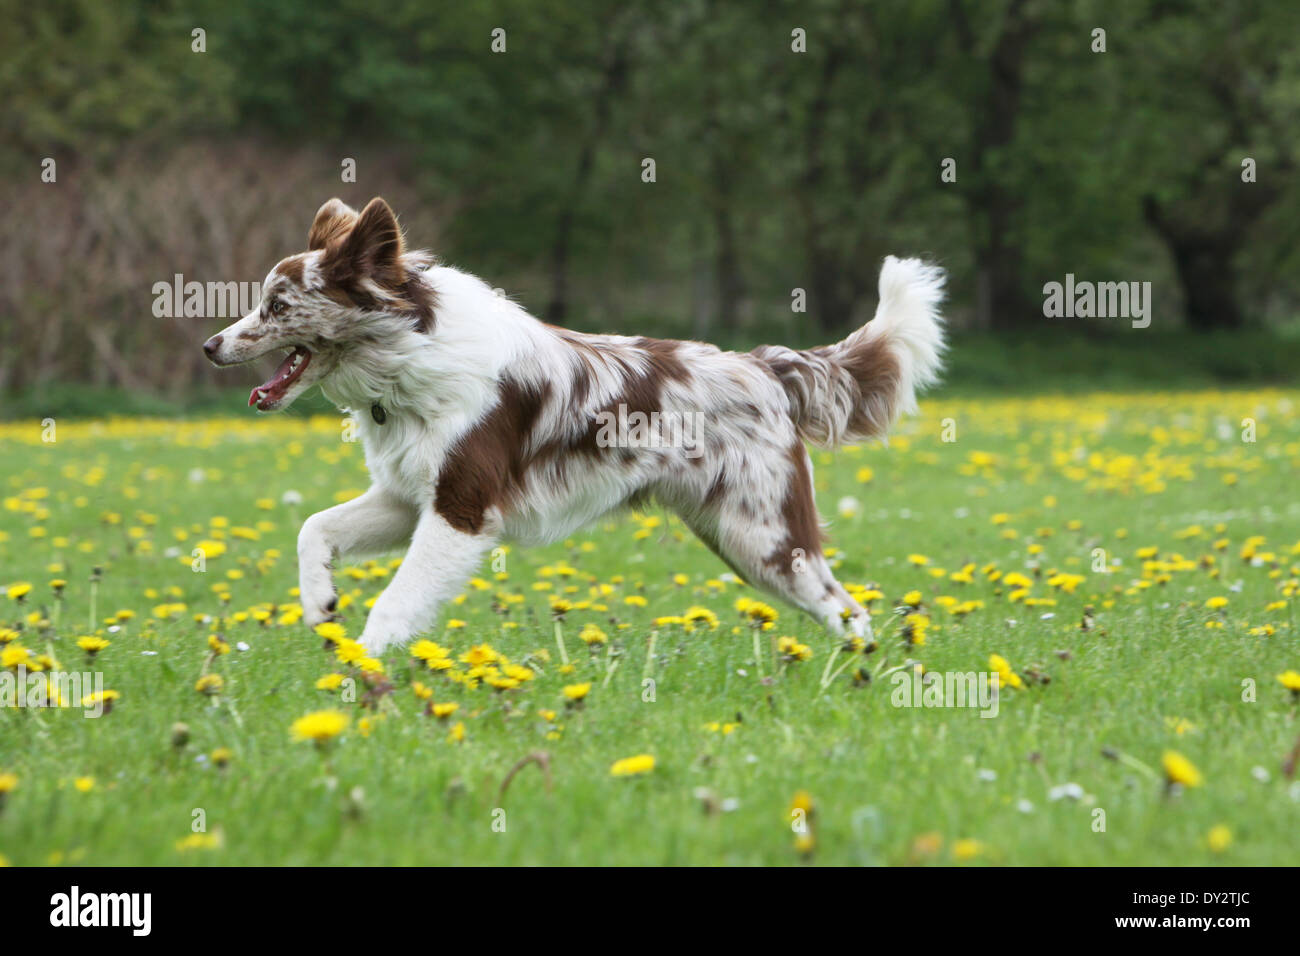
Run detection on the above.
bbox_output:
[371,404,387,425]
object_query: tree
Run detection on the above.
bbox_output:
[1127,0,1299,330]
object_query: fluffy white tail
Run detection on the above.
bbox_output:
[754,256,946,447]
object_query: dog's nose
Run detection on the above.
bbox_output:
[203,335,223,360]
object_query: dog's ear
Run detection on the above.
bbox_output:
[308,198,359,251]
[337,198,406,289]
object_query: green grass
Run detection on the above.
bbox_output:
[1,389,1298,865]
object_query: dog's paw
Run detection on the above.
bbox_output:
[358,616,403,657]
[300,591,339,629]
[848,609,873,640]
[358,632,393,657]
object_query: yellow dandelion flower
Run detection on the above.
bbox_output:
[333,638,366,665]
[579,623,608,645]
[175,832,222,852]
[776,636,812,662]
[460,644,499,666]
[684,605,719,627]
[76,636,110,656]
[1161,750,1203,788]
[610,754,655,776]
[411,639,450,663]
[1207,824,1232,853]
[564,682,592,701]
[290,709,350,743]
[314,621,346,642]
[80,689,119,710]
[195,674,224,696]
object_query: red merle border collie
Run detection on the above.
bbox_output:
[203,198,945,654]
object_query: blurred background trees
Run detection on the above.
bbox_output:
[1,0,1298,394]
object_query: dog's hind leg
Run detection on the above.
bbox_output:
[678,442,871,638]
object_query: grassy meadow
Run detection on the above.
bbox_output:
[1,389,1299,865]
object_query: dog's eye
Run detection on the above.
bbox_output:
[268,298,288,317]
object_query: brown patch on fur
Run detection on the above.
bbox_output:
[330,198,406,289]
[546,330,596,406]
[313,197,437,333]
[274,256,306,285]
[570,362,592,406]
[754,336,901,445]
[546,326,601,407]
[308,199,360,251]
[704,472,728,506]
[435,378,551,534]
[765,442,825,577]
[756,350,817,406]
[744,353,782,381]
[538,331,693,465]
[826,336,901,438]
[321,283,370,311]
[398,268,437,333]
[634,337,692,385]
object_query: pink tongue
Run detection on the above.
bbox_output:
[248,350,302,407]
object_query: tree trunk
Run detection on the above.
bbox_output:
[796,39,847,332]
[545,203,578,324]
[1165,239,1244,331]
[545,41,629,324]
[973,209,1032,328]
[711,165,745,333]
[1143,189,1273,332]
[952,0,1036,330]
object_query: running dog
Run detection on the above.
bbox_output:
[202,198,945,654]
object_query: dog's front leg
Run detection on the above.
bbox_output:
[359,511,498,655]
[297,487,418,628]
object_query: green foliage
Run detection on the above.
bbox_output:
[0,0,234,165]
[3,0,1299,366]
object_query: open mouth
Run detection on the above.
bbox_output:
[249,346,311,410]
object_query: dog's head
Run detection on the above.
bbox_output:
[203,197,434,411]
